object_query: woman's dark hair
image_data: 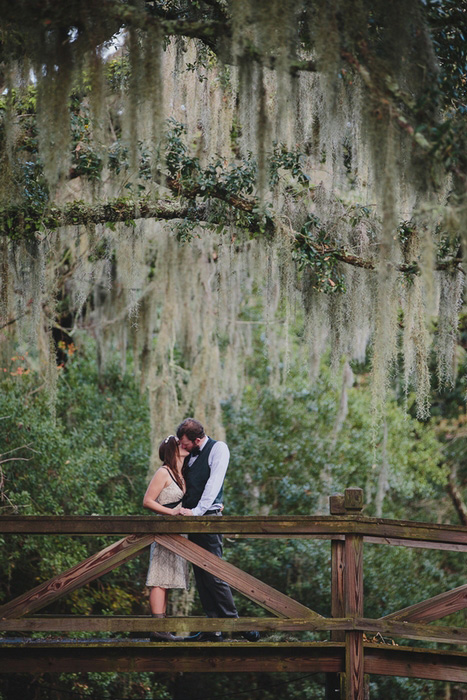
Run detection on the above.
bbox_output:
[158,436,183,490]
[176,418,205,441]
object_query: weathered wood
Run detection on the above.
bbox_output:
[344,537,364,617]
[0,535,153,619]
[344,489,364,512]
[326,496,346,700]
[223,533,467,552]
[363,536,467,552]
[364,644,467,683]
[330,494,346,515]
[331,540,346,639]
[354,617,467,646]
[345,632,365,700]
[1,615,465,645]
[381,583,467,622]
[154,534,320,619]
[344,534,365,700]
[0,515,466,547]
[0,640,345,674]
[0,507,465,689]
[0,615,324,633]
[0,615,342,635]
[0,641,466,681]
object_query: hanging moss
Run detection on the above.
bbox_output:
[437,269,464,389]
[0,0,466,458]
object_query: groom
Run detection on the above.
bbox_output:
[177,417,259,643]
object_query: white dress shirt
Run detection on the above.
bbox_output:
[188,437,230,516]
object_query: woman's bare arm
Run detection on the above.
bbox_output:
[143,468,181,515]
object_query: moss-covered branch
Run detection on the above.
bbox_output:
[2,195,461,277]
[166,176,255,213]
[0,199,202,239]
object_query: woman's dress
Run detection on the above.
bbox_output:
[145,471,189,589]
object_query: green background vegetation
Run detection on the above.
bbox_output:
[1,339,465,699]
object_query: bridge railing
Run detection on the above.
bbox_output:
[0,488,466,699]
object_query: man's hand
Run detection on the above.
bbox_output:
[180,507,193,516]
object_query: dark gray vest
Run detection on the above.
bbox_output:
[182,438,224,509]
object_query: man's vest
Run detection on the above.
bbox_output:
[182,437,224,509]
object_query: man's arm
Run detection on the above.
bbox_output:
[183,441,230,516]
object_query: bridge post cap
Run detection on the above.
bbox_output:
[329,493,346,515]
[344,487,364,511]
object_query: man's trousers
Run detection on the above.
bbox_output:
[188,526,238,618]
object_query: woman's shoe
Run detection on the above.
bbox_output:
[149,631,182,642]
[149,612,182,641]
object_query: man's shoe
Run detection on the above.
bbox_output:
[242,630,260,642]
[184,631,224,642]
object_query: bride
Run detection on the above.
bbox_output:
[143,435,189,641]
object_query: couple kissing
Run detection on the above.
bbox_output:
[143,417,260,643]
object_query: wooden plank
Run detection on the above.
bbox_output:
[327,495,347,700]
[0,641,466,681]
[344,534,365,700]
[331,539,345,641]
[355,617,467,646]
[346,633,365,699]
[154,534,320,620]
[0,616,465,646]
[364,644,467,683]
[381,583,467,622]
[344,537,364,617]
[363,536,467,552]
[0,515,466,545]
[228,534,467,553]
[0,535,153,619]
[0,641,345,674]
[0,616,327,633]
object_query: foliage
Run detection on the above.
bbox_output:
[294,215,347,293]
[0,341,464,699]
[224,368,444,520]
[0,342,151,617]
[221,360,463,699]
[70,109,103,183]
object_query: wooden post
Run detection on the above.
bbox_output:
[326,493,346,700]
[344,488,365,700]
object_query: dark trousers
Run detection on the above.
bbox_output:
[188,526,238,618]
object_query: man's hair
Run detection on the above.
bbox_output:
[176,418,205,441]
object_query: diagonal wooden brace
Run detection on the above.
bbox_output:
[0,533,320,622]
[380,583,467,623]
[153,534,321,619]
[0,535,154,619]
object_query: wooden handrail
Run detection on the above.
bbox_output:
[0,515,465,547]
[0,616,465,646]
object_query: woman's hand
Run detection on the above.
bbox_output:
[180,507,193,516]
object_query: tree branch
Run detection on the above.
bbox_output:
[2,193,461,276]
[166,176,255,213]
[0,199,204,237]
[294,233,462,274]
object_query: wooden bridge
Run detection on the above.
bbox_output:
[0,488,466,699]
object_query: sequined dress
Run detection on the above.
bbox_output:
[145,472,190,589]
